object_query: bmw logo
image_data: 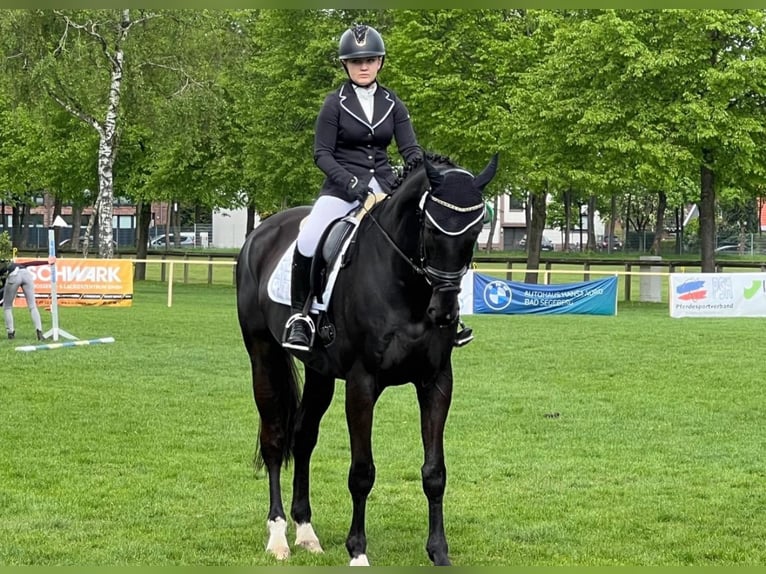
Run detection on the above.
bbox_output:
[483,280,513,311]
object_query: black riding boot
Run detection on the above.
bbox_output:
[282,248,315,352]
[454,318,474,347]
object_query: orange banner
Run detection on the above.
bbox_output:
[13,258,134,307]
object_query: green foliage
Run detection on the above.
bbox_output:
[3,9,766,246]
[0,231,13,259]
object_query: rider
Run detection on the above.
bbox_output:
[282,24,473,352]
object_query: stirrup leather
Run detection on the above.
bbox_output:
[282,313,316,350]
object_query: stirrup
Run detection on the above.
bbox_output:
[282,313,316,351]
[454,325,474,348]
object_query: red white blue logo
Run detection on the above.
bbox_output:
[676,279,707,301]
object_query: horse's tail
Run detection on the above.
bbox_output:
[252,346,303,473]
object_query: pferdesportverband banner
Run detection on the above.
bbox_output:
[14,258,134,307]
[465,271,618,315]
[670,272,766,318]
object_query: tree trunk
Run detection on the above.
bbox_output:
[525,185,547,284]
[700,150,716,273]
[134,201,152,280]
[609,192,617,246]
[651,190,667,255]
[484,197,498,253]
[564,188,572,251]
[246,205,257,237]
[12,204,27,250]
[72,207,83,247]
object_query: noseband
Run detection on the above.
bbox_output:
[364,178,485,292]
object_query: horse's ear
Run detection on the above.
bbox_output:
[474,153,499,192]
[425,156,444,190]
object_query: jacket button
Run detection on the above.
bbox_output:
[369,168,374,173]
[367,155,373,160]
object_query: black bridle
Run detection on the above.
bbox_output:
[363,185,485,292]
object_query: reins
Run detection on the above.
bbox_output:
[360,197,428,280]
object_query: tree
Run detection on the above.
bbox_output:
[1,9,232,258]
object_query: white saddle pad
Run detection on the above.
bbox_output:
[267,218,360,313]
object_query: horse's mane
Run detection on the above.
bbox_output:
[390,152,456,191]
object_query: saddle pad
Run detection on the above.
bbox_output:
[267,220,360,312]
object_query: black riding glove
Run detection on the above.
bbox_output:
[348,176,372,204]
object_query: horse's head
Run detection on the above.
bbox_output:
[419,153,498,327]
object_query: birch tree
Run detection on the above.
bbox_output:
[1,9,220,258]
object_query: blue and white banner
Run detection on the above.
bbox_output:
[464,272,618,315]
[670,272,766,318]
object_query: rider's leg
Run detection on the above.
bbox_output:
[282,247,315,351]
[283,195,358,352]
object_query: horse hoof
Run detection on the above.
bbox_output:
[298,540,323,553]
[295,522,323,553]
[349,554,370,566]
[268,546,291,561]
[266,517,290,560]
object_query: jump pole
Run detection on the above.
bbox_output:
[16,337,115,353]
[42,225,77,342]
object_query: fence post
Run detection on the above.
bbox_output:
[160,255,167,282]
[639,256,663,302]
[505,261,512,281]
[208,255,214,286]
[584,262,590,282]
[183,253,189,284]
[624,263,632,302]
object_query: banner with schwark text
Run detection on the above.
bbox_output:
[14,258,134,307]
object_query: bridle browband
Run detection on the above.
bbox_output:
[362,173,485,290]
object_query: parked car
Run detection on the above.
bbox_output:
[58,235,117,250]
[148,232,195,248]
[714,243,754,254]
[518,234,554,251]
[598,235,623,251]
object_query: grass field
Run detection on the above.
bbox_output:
[2,280,765,566]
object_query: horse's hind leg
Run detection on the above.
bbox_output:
[249,338,301,560]
[416,370,454,566]
[290,366,336,553]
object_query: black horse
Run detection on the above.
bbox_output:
[235,152,498,566]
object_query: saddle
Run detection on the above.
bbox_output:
[310,192,387,305]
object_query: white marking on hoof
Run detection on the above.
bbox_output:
[294,522,323,553]
[266,517,290,560]
[349,554,370,566]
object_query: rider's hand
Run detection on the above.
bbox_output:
[348,176,372,204]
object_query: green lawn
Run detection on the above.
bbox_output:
[1,281,765,566]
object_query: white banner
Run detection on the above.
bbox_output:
[669,272,766,318]
[458,270,474,314]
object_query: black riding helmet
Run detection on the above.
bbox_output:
[339,25,386,69]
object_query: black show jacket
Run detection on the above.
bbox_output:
[313,81,422,202]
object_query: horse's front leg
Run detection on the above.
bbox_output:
[344,369,378,566]
[416,367,454,566]
[290,366,336,554]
